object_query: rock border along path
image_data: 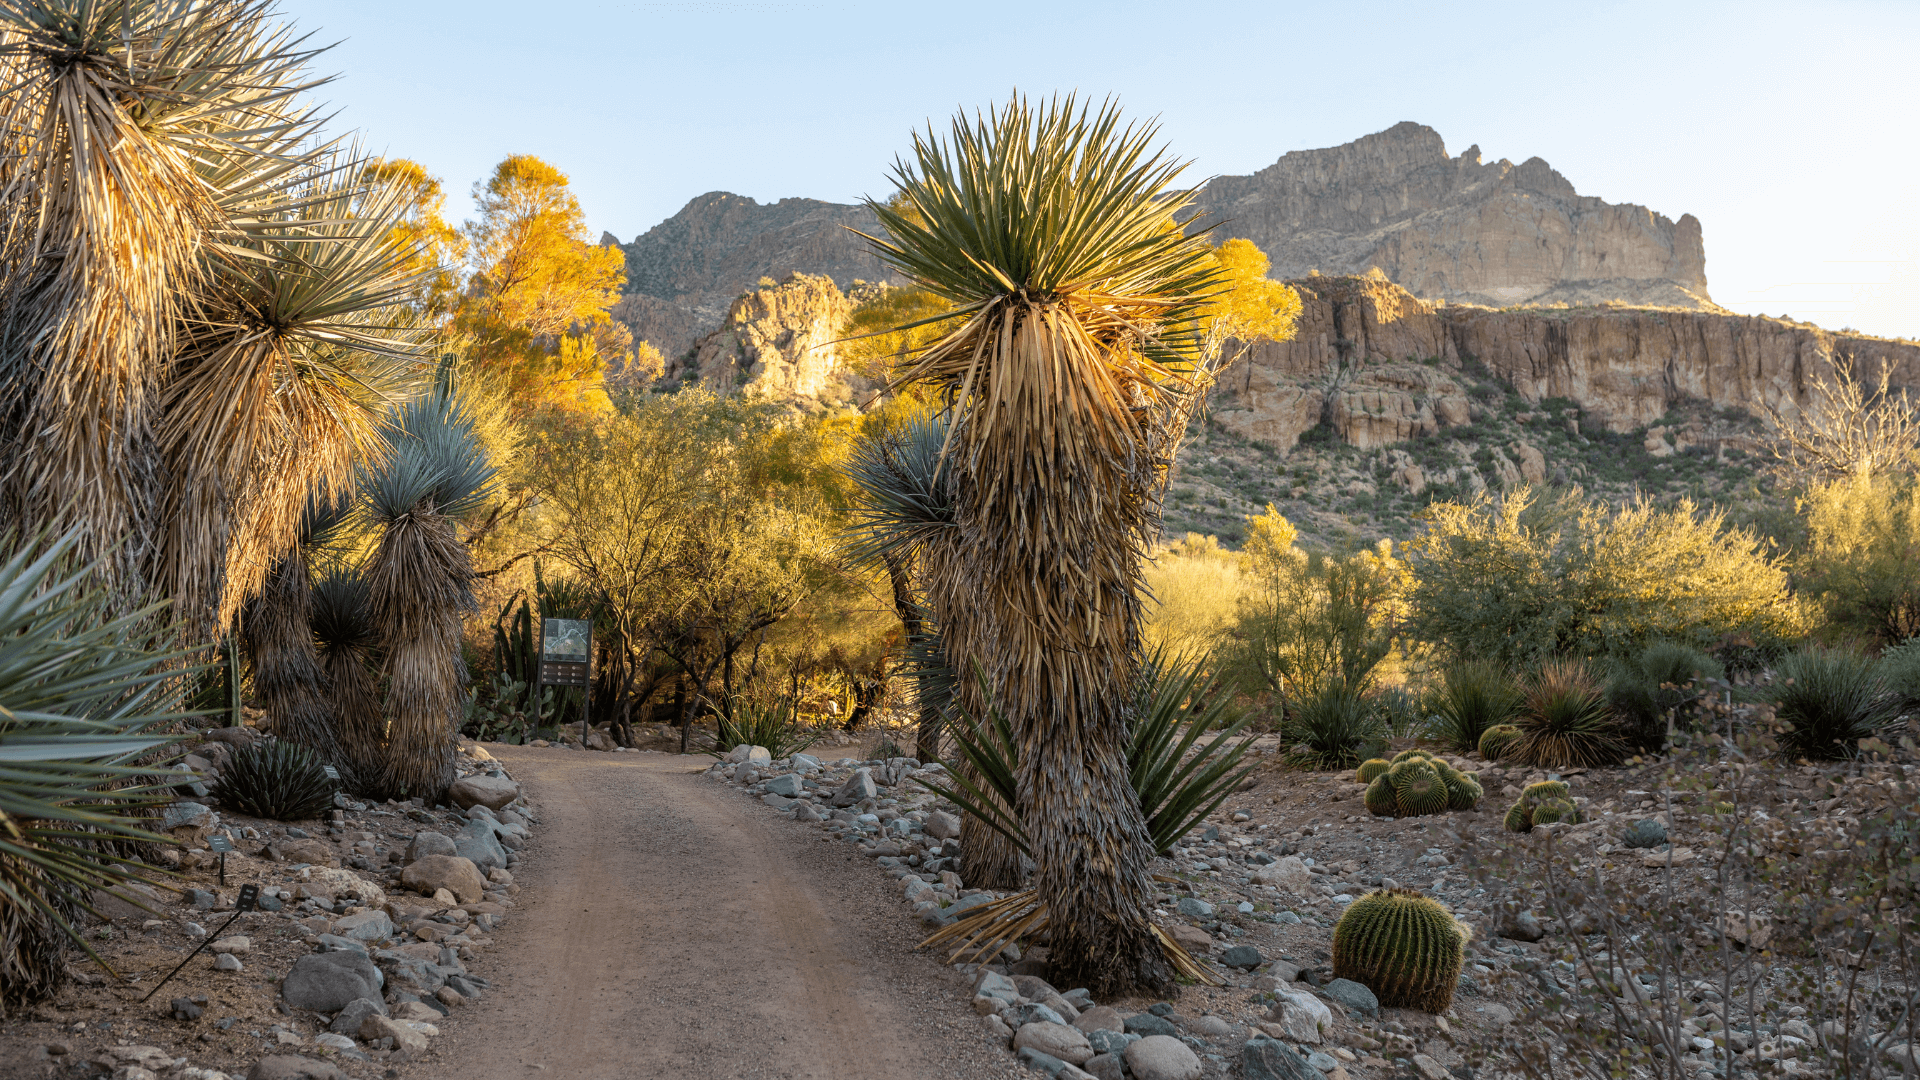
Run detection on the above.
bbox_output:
[404,746,1026,1080]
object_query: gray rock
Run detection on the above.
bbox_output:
[1075,1006,1126,1035]
[925,811,962,840]
[282,951,383,1012]
[328,998,387,1035]
[331,911,392,942]
[1085,1053,1125,1080]
[405,832,456,863]
[162,802,212,832]
[169,997,202,1020]
[214,953,244,971]
[1175,897,1213,919]
[399,855,486,904]
[793,802,825,822]
[453,819,507,872]
[1307,1051,1340,1072]
[1087,1029,1140,1055]
[1126,1034,1203,1080]
[1221,944,1263,970]
[1016,1047,1069,1077]
[1183,1014,1234,1038]
[1322,978,1379,1018]
[790,753,822,772]
[1005,1002,1068,1028]
[1622,819,1668,849]
[1500,911,1545,943]
[169,764,210,798]
[1061,988,1094,1011]
[1125,1013,1179,1037]
[830,768,878,807]
[764,773,804,798]
[314,935,368,954]
[1013,1020,1094,1064]
[246,1056,349,1080]
[447,774,520,811]
[1243,1036,1321,1080]
[187,889,218,910]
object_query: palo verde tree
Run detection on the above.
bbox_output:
[859,94,1227,995]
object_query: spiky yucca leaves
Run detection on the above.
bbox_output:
[861,97,1224,991]
[362,391,496,804]
[210,739,335,821]
[0,533,192,1008]
[1770,647,1899,761]
[1331,889,1469,1013]
[1427,660,1521,753]
[1514,659,1626,769]
[308,565,386,789]
[1478,723,1522,761]
[1355,759,1391,784]
[1286,681,1384,771]
[1388,759,1448,817]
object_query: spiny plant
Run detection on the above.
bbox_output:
[210,739,336,821]
[1605,640,1722,751]
[714,699,821,762]
[1364,750,1482,817]
[1513,659,1626,768]
[1503,779,1576,833]
[1478,723,1522,762]
[1426,660,1521,752]
[1285,681,1384,771]
[1769,646,1899,761]
[1331,888,1470,1013]
[1529,796,1579,826]
[1355,758,1392,784]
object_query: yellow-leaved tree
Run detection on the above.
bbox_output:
[364,157,466,318]
[457,154,630,413]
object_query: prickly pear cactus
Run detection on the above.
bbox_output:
[1331,888,1470,1013]
[1478,724,1522,761]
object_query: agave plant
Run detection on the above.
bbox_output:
[360,388,497,803]
[858,94,1229,993]
[711,698,822,762]
[210,740,336,822]
[1514,659,1627,769]
[0,534,193,1008]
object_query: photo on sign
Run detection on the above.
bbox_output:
[542,618,591,661]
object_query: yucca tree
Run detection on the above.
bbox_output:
[0,532,193,1008]
[309,565,387,792]
[243,494,356,774]
[846,413,1025,888]
[361,389,496,803]
[859,95,1221,994]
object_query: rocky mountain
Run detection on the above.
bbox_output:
[667,272,881,409]
[1187,122,1712,311]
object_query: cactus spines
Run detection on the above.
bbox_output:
[1523,779,1570,802]
[1364,776,1398,816]
[1331,888,1470,1013]
[1441,766,1483,811]
[1389,759,1448,818]
[1479,724,1521,761]
[1356,759,1392,784]
[1530,797,1580,826]
[1391,748,1433,764]
[1503,779,1576,832]
[1503,801,1533,832]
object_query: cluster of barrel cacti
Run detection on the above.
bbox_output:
[1503,779,1581,832]
[1331,888,1470,1013]
[1477,723,1522,761]
[1355,749,1482,818]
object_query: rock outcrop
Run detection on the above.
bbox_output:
[1210,274,1920,453]
[611,192,894,360]
[670,272,879,407]
[1188,122,1713,311]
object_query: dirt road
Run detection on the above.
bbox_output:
[406,748,1024,1080]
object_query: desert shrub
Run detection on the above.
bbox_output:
[1405,487,1800,667]
[1796,473,1920,644]
[1425,660,1521,751]
[1375,685,1425,739]
[1284,681,1384,771]
[1604,640,1722,751]
[712,698,821,761]
[1769,647,1898,760]
[1513,659,1626,768]
[212,739,337,821]
[1881,636,1920,707]
[1141,533,1246,659]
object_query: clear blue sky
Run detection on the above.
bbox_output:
[291,0,1919,339]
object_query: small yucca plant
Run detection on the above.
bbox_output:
[1425,660,1521,752]
[211,740,336,821]
[1605,641,1722,750]
[1284,682,1384,771]
[714,698,821,762]
[1770,647,1898,761]
[1513,659,1625,768]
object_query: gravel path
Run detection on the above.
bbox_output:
[406,746,1025,1080]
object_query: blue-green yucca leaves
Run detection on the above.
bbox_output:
[0,532,202,988]
[914,651,1254,857]
[842,414,954,568]
[361,388,498,523]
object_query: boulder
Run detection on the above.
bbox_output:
[1125,1034,1203,1080]
[281,951,383,1012]
[358,1013,428,1054]
[332,911,393,943]
[1243,1036,1320,1080]
[246,1056,348,1080]
[1249,855,1312,893]
[1073,1006,1126,1034]
[399,855,486,905]
[1322,978,1379,1018]
[1267,989,1332,1044]
[1166,923,1212,954]
[725,744,771,764]
[447,774,520,812]
[327,998,387,1035]
[161,801,212,832]
[924,811,962,841]
[312,868,384,907]
[1014,1021,1095,1065]
[764,773,804,798]
[829,768,877,807]
[453,819,507,872]
[405,832,457,863]
[1222,944,1263,970]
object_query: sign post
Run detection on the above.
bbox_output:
[539,618,592,748]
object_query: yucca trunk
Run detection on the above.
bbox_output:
[366,502,474,804]
[311,567,388,792]
[243,549,337,757]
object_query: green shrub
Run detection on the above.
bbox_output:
[1285,681,1384,771]
[1514,659,1626,768]
[212,739,337,821]
[1426,660,1521,752]
[1605,641,1722,750]
[1331,888,1468,1013]
[1796,474,1920,645]
[1770,647,1899,761]
[713,699,821,762]
[1882,638,1920,708]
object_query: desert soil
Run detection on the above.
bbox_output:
[402,746,1025,1080]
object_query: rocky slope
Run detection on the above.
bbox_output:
[1188,122,1712,310]
[667,271,880,408]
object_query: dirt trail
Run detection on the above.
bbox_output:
[407,748,1021,1080]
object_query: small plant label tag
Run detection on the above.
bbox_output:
[207,836,233,853]
[236,884,259,912]
[321,765,340,782]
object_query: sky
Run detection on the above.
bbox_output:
[289,0,1920,340]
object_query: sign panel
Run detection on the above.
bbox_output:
[541,660,591,687]
[207,836,234,853]
[542,619,591,662]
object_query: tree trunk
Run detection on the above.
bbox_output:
[367,502,471,805]
[243,551,337,762]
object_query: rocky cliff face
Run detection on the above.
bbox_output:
[611,193,895,360]
[669,272,879,408]
[1189,122,1713,311]
[1210,274,1920,454]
